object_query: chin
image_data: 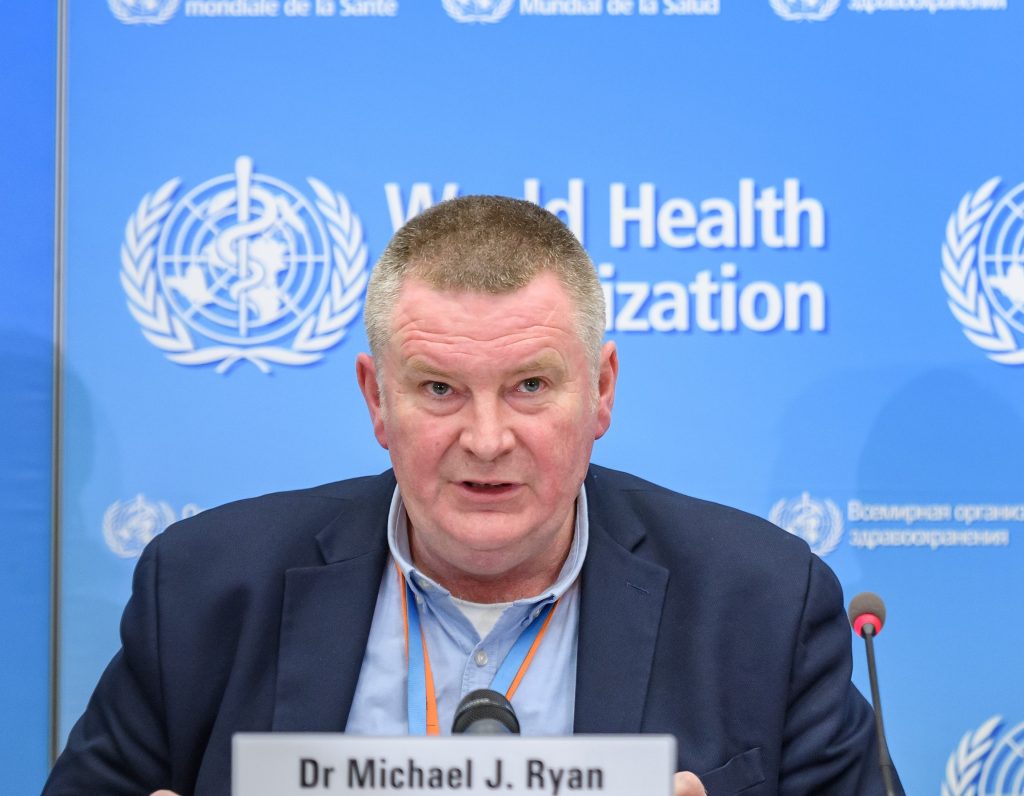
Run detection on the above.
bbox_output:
[446,526,533,557]
[439,522,535,554]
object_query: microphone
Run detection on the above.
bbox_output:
[849,591,886,639]
[848,592,896,796]
[451,689,520,735]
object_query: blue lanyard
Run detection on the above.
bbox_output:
[402,574,557,735]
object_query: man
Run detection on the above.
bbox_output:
[45,196,900,796]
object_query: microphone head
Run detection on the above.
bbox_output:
[452,689,520,735]
[848,591,887,637]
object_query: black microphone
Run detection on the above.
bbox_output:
[848,592,896,796]
[451,689,520,735]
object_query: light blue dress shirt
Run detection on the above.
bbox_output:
[345,485,588,736]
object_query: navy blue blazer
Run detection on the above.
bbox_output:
[45,466,901,795]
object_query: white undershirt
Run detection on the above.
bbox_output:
[449,595,513,638]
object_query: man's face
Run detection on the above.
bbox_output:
[356,272,617,594]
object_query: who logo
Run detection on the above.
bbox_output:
[108,0,181,24]
[120,156,368,373]
[442,0,515,23]
[769,492,844,557]
[103,495,202,558]
[769,0,839,21]
[942,178,1024,366]
[942,716,1024,796]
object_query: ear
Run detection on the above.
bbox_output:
[594,341,618,440]
[356,352,389,450]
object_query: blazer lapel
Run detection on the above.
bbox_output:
[574,472,668,733]
[272,476,393,731]
[269,468,668,734]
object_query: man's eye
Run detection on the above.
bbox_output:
[518,378,543,393]
[429,382,451,397]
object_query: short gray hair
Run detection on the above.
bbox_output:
[363,195,605,371]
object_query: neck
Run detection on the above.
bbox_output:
[408,522,574,604]
[419,561,566,603]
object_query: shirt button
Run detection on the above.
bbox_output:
[531,608,541,620]
[474,650,488,667]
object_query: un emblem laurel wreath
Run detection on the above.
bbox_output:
[768,0,840,21]
[120,177,368,373]
[813,499,843,557]
[941,177,1024,365]
[109,0,181,25]
[442,0,515,23]
[941,715,1001,796]
[768,496,843,558]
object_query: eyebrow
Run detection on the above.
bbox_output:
[511,354,565,375]
[403,353,566,380]
[404,360,451,380]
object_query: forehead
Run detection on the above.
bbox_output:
[387,273,584,368]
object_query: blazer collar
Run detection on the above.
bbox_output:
[314,470,396,564]
[272,472,393,731]
[574,466,669,733]
[271,467,669,733]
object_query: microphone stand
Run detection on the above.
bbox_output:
[862,623,896,796]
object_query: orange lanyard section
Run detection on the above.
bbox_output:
[397,564,558,735]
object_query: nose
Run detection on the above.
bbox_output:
[459,396,515,462]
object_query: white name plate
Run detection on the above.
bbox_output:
[233,734,676,796]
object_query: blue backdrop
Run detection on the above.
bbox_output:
[0,3,55,793]
[18,1,1024,794]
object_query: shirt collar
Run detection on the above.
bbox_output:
[386,483,589,606]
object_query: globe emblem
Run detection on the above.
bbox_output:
[944,716,1024,796]
[122,156,367,373]
[979,721,1024,796]
[769,492,843,557]
[156,157,330,347]
[108,0,181,24]
[979,182,1024,336]
[442,0,515,23]
[769,0,840,21]
[103,495,176,558]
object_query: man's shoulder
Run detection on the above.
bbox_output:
[153,470,396,566]
[585,465,832,627]
[586,463,809,562]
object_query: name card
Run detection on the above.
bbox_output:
[233,734,676,796]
